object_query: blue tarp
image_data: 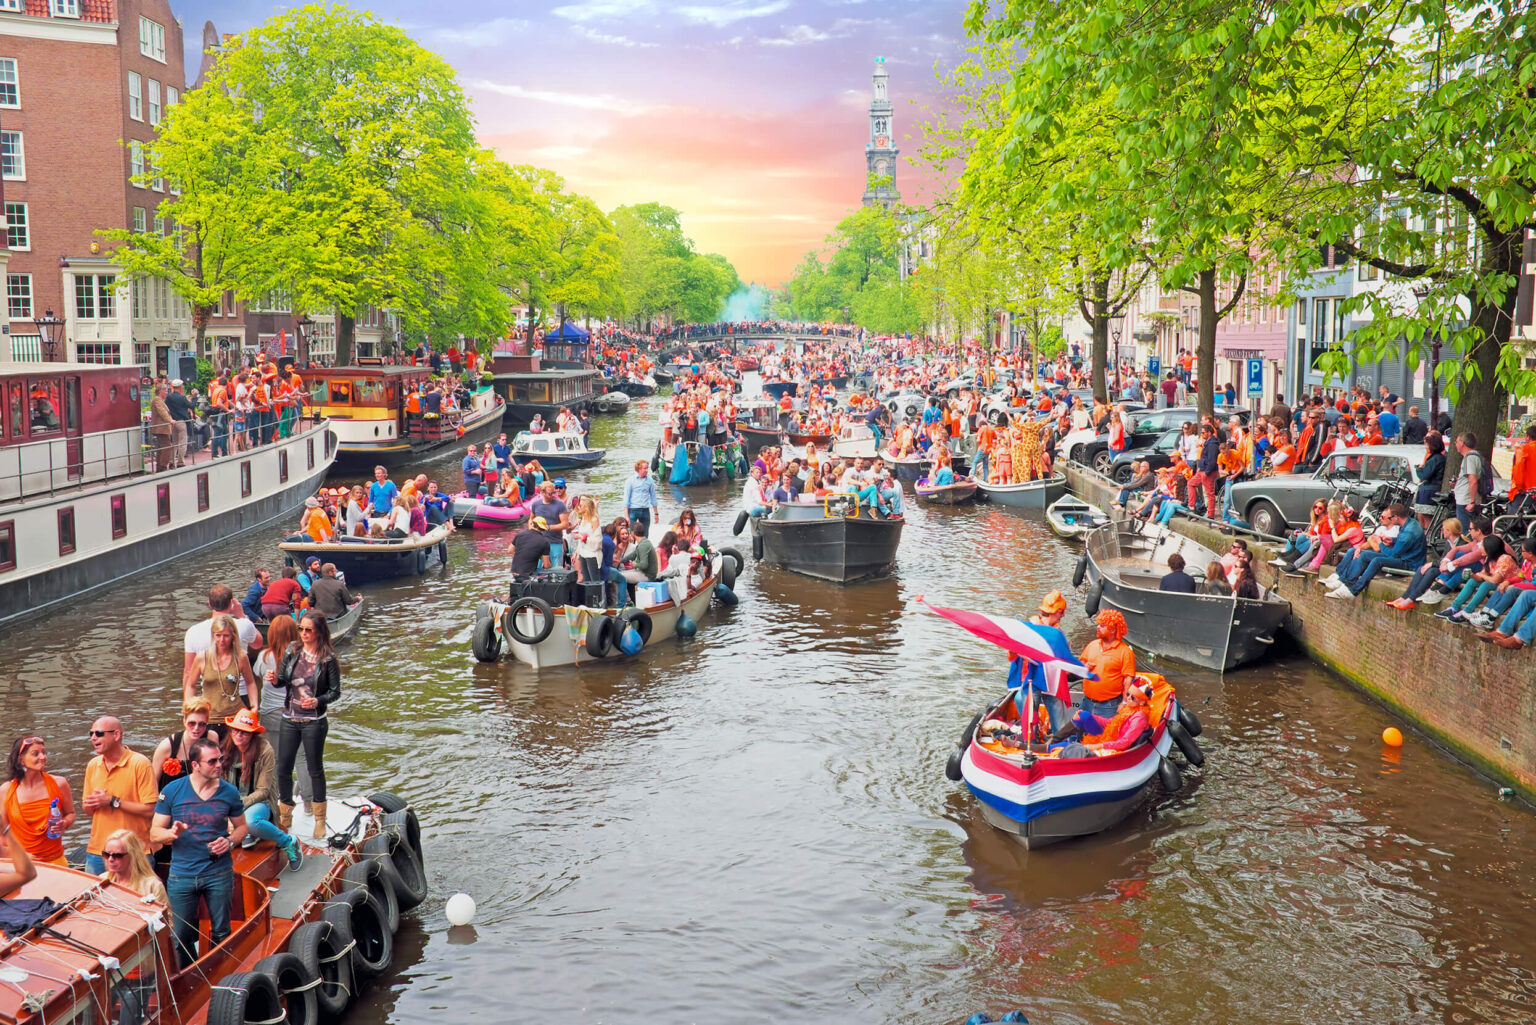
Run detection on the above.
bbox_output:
[669,444,691,485]
[543,322,591,344]
[689,444,715,486]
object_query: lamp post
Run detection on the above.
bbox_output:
[1110,316,1124,398]
[34,308,65,362]
[296,314,314,367]
[1410,285,1440,421]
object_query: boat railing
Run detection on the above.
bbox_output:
[0,417,327,503]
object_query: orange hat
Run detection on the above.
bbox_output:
[226,707,265,733]
[1038,590,1067,615]
[1095,608,1128,640]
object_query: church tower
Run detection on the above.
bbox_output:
[861,56,900,207]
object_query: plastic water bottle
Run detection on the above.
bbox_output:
[45,798,63,839]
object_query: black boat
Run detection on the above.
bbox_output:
[1076,523,1291,672]
[749,496,903,583]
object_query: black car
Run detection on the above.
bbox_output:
[1076,405,1249,476]
[1107,428,1183,483]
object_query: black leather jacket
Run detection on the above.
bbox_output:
[274,645,341,717]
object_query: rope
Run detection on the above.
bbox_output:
[317,939,356,963]
[281,974,322,993]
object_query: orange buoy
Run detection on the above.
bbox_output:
[1382,727,1404,747]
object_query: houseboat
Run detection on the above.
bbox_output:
[489,338,602,428]
[300,360,503,469]
[0,361,337,626]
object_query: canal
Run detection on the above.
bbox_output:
[3,392,1534,1024]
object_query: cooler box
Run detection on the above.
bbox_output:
[636,581,670,609]
[510,568,576,607]
[574,581,607,608]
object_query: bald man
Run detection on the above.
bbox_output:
[81,715,158,875]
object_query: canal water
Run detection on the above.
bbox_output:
[3,393,1534,1024]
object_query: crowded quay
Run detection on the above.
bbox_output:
[2,325,1535,1025]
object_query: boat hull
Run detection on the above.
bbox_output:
[737,424,832,453]
[450,495,528,529]
[976,475,1067,509]
[762,381,798,399]
[332,397,503,470]
[914,478,978,505]
[891,457,928,483]
[280,525,450,585]
[1046,497,1109,538]
[757,507,903,583]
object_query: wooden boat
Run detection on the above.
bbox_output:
[0,790,426,1025]
[948,675,1195,848]
[915,476,979,505]
[257,598,365,642]
[510,430,605,470]
[279,525,450,584]
[736,422,832,453]
[976,475,1068,510]
[303,362,504,469]
[450,493,529,529]
[472,550,741,669]
[750,495,903,583]
[1078,523,1292,672]
[1046,495,1110,538]
[733,356,760,372]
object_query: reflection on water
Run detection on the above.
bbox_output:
[2,394,1534,1024]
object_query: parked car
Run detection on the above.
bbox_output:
[1226,444,1426,536]
[1073,405,1223,475]
[1107,428,1184,483]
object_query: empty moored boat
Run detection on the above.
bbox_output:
[1045,495,1110,538]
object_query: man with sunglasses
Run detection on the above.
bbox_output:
[152,737,248,967]
[81,717,156,875]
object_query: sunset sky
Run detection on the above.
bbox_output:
[179,0,970,286]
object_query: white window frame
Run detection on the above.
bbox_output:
[153,214,164,235]
[127,71,142,121]
[7,272,31,320]
[147,79,160,126]
[0,58,18,109]
[150,154,163,193]
[0,0,22,12]
[4,201,26,250]
[129,140,144,185]
[132,206,146,233]
[138,17,165,63]
[166,85,178,108]
[75,274,117,320]
[0,130,22,181]
[51,0,80,18]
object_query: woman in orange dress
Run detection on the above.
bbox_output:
[1,735,75,865]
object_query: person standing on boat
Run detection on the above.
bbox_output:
[81,717,156,876]
[462,444,485,495]
[153,736,248,967]
[623,459,660,537]
[366,465,398,519]
[273,612,340,841]
[1078,609,1135,720]
[1,736,76,866]
[1007,591,1075,732]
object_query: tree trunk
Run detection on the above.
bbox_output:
[335,311,356,366]
[192,304,211,363]
[1196,268,1217,420]
[1441,228,1520,488]
[1087,273,1110,403]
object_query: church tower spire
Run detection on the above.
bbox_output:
[862,56,900,207]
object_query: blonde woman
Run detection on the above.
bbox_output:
[187,614,258,719]
[572,495,603,584]
[99,828,167,905]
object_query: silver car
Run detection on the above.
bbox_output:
[1227,444,1427,536]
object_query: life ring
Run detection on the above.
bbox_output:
[1167,719,1205,767]
[1158,755,1183,792]
[732,510,750,536]
[751,532,764,560]
[1176,704,1203,738]
[618,607,653,647]
[1072,553,1088,588]
[718,546,744,587]
[586,614,618,658]
[285,920,351,1018]
[506,596,555,645]
[207,970,285,1025]
[944,747,964,781]
[252,951,319,1025]
[471,614,500,663]
[343,856,399,934]
[327,886,393,980]
[1084,579,1102,617]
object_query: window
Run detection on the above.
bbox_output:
[166,85,178,108]
[110,493,126,539]
[127,71,141,120]
[74,343,120,364]
[196,472,209,511]
[0,520,13,572]
[139,17,165,63]
[5,201,26,249]
[0,0,19,13]
[240,460,251,498]
[131,280,146,320]
[1297,300,1306,325]
[156,482,170,524]
[7,273,31,319]
[129,140,144,184]
[0,59,17,108]
[307,437,314,469]
[1310,298,1331,369]
[57,507,76,555]
[153,214,164,235]
[51,0,80,17]
[278,449,288,483]
[74,274,117,320]
[132,206,146,233]
[150,154,163,192]
[132,342,150,367]
[1,130,23,179]
[1358,261,1379,282]
[147,79,160,125]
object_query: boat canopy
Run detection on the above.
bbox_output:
[543,322,591,343]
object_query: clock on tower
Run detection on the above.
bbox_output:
[862,56,900,208]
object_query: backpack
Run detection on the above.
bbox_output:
[1475,452,1495,499]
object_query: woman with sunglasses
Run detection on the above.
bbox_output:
[223,709,303,869]
[274,612,340,841]
[99,828,166,903]
[0,735,75,865]
[671,508,703,549]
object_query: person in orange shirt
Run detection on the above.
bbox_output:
[1078,609,1136,719]
[299,496,333,543]
[1269,425,1297,475]
[974,421,997,481]
[1509,423,1536,514]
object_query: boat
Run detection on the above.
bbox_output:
[472,549,743,669]
[748,495,903,583]
[810,374,848,390]
[659,439,746,486]
[614,375,657,397]
[279,524,451,584]
[0,789,427,1025]
[887,451,931,483]
[915,477,979,505]
[1045,495,1110,538]
[736,422,832,453]
[302,361,505,470]
[510,430,605,471]
[734,356,760,372]
[1077,523,1292,672]
[949,674,1195,848]
[762,381,798,399]
[0,361,338,627]
[257,597,366,642]
[829,422,883,460]
[652,369,675,386]
[450,493,529,529]
[976,475,1068,510]
[592,390,631,414]
[488,339,603,427]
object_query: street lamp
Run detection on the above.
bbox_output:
[34,308,65,362]
[1110,315,1124,397]
[1410,284,1441,423]
[296,314,314,367]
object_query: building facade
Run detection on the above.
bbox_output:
[861,56,899,208]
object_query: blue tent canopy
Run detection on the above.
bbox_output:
[543,322,591,344]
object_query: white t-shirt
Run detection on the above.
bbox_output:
[742,477,765,510]
[184,615,260,696]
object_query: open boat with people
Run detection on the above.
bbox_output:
[450,493,529,529]
[279,524,450,584]
[914,476,979,505]
[976,475,1068,510]
[0,791,427,1025]
[748,495,902,583]
[1045,495,1110,538]
[1076,523,1292,672]
[511,430,605,471]
[659,439,747,487]
[471,548,743,669]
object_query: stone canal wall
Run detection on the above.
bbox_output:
[1061,464,1536,799]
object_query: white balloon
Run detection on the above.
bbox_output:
[445,892,476,927]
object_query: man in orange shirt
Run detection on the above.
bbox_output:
[1078,609,1136,719]
[974,420,996,482]
[1510,423,1536,516]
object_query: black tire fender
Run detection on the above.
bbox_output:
[342,857,399,935]
[285,921,351,1019]
[207,970,285,1025]
[1167,719,1205,767]
[944,746,964,782]
[1072,553,1088,589]
[367,792,408,814]
[1084,579,1103,617]
[959,709,986,750]
[1177,704,1203,738]
[252,952,319,1025]
[506,596,555,645]
[375,810,428,911]
[470,614,500,663]
[329,887,392,981]
[1158,755,1183,793]
[718,546,744,587]
[732,509,750,536]
[618,607,653,647]
[585,614,617,658]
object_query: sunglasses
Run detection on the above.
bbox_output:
[89,729,118,738]
[201,756,224,766]
[186,720,209,729]
[299,626,315,634]
[19,735,43,747]
[103,851,129,860]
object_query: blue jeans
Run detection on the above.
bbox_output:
[1080,695,1122,720]
[627,508,651,536]
[1155,500,1185,525]
[1497,589,1536,635]
[1344,553,1413,595]
[85,852,106,875]
[167,864,235,967]
[244,801,291,847]
[973,449,989,481]
[1485,587,1523,616]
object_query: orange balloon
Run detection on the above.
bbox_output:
[1382,727,1404,748]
